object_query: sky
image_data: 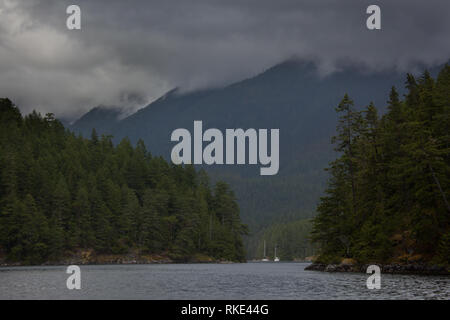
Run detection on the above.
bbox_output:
[0,0,449,119]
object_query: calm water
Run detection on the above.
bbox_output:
[0,262,448,300]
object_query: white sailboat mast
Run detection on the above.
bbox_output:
[263,240,266,258]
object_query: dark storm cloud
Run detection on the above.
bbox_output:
[0,0,449,118]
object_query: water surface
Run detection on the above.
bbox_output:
[0,262,448,299]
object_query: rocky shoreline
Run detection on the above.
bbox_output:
[0,250,237,267]
[305,262,450,276]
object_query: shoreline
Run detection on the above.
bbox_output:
[0,261,240,268]
[305,262,450,276]
[0,251,241,267]
[0,259,318,268]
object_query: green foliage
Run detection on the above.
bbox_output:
[312,65,450,265]
[436,231,450,264]
[0,99,247,264]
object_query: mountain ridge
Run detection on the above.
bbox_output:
[69,59,442,257]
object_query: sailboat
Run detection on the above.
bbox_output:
[261,240,269,262]
[274,246,280,262]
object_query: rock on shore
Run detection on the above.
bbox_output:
[305,262,449,275]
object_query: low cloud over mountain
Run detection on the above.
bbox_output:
[1,0,449,118]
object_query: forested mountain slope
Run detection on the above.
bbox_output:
[71,61,410,237]
[0,98,247,264]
